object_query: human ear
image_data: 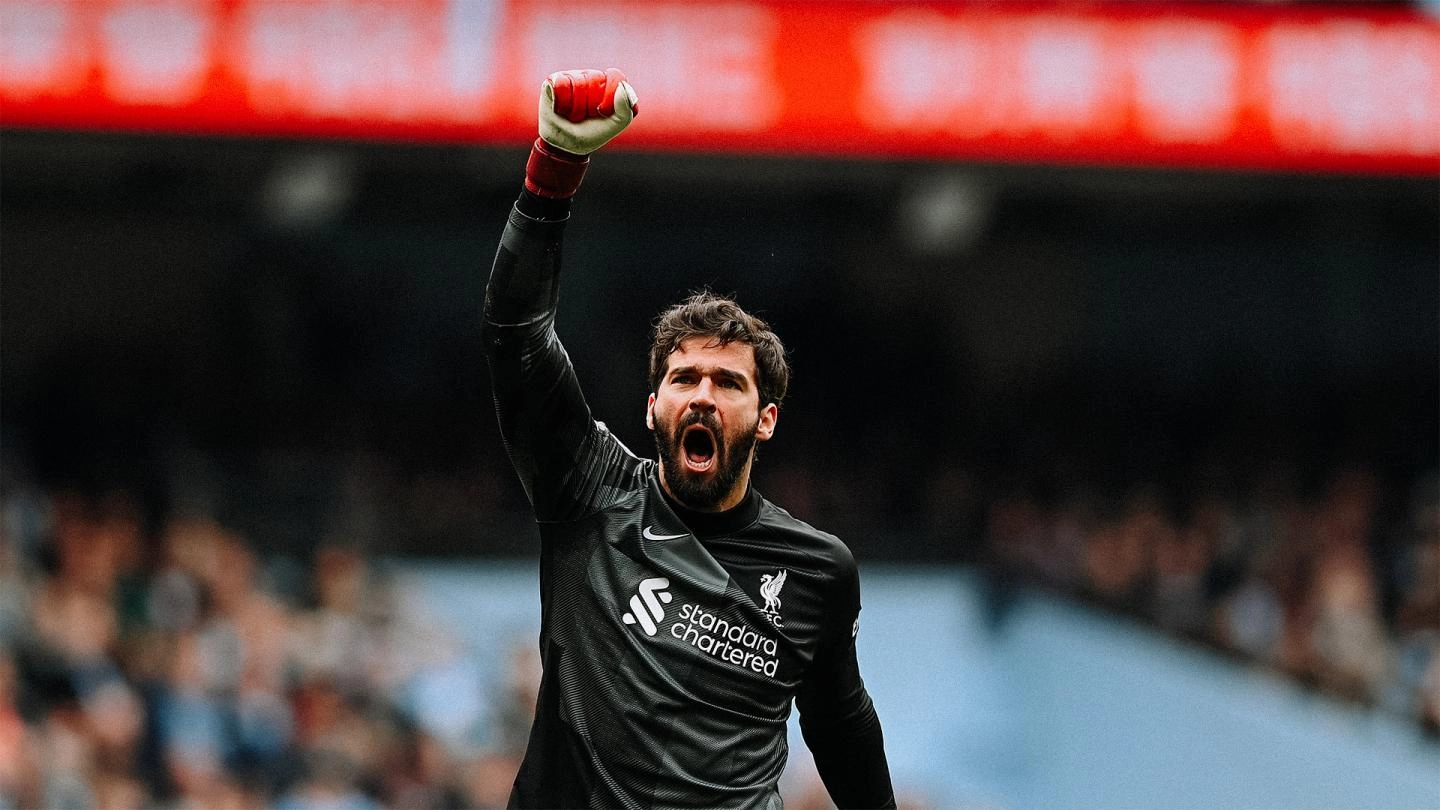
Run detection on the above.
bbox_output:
[645,393,656,431]
[755,403,778,441]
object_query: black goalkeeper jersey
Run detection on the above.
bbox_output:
[483,193,894,810]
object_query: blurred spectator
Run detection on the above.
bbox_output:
[455,750,523,810]
[0,650,34,809]
[1388,476,1440,733]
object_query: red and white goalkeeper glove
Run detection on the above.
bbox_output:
[525,68,638,199]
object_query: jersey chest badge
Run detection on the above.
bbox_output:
[758,569,788,628]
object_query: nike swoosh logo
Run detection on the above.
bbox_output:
[643,526,689,541]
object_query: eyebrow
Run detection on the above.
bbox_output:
[668,365,751,386]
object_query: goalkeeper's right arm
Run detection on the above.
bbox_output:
[481,69,638,518]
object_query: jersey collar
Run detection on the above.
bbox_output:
[660,481,762,540]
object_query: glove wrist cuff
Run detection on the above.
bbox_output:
[524,138,590,199]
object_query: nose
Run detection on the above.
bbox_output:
[688,380,716,413]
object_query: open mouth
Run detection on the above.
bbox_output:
[681,425,717,473]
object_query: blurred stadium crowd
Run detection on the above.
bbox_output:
[979,463,1440,723]
[0,477,538,810]
[1,440,1436,808]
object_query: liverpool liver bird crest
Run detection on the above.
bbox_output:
[759,569,787,623]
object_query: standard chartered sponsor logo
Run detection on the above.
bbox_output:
[621,577,672,636]
[621,577,780,677]
[670,603,779,677]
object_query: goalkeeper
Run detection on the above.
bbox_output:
[483,68,894,809]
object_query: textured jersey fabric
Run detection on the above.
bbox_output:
[483,193,894,810]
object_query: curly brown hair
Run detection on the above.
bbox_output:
[648,291,790,409]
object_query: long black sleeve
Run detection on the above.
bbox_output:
[794,561,896,809]
[481,191,640,522]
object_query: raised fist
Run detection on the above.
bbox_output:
[538,68,638,156]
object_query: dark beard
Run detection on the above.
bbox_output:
[654,411,758,510]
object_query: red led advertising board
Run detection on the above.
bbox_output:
[2,0,1436,174]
